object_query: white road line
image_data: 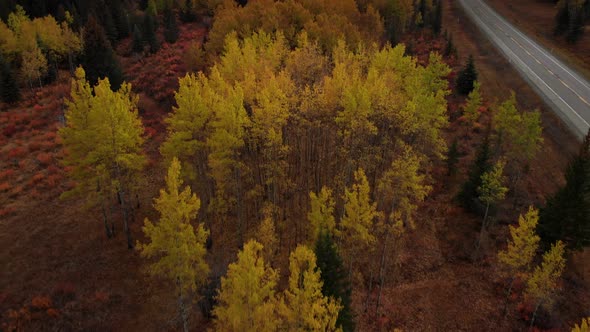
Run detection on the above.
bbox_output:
[461,0,590,130]
[478,0,590,92]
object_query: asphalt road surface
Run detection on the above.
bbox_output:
[457,0,590,138]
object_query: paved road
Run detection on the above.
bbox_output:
[457,0,590,138]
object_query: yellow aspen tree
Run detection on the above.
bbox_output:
[213,240,280,332]
[573,317,590,332]
[280,245,342,331]
[526,241,566,328]
[161,72,215,182]
[476,160,508,253]
[256,205,278,263]
[137,158,209,332]
[206,67,251,244]
[20,44,47,89]
[61,67,145,248]
[375,145,431,310]
[90,77,146,249]
[308,186,337,244]
[497,206,540,315]
[60,67,115,238]
[463,80,481,124]
[339,168,379,281]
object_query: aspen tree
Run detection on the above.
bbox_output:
[280,245,342,332]
[526,241,566,328]
[339,168,379,281]
[308,186,337,244]
[497,206,540,315]
[213,240,280,332]
[573,317,590,332]
[463,80,481,124]
[476,160,508,253]
[137,158,209,332]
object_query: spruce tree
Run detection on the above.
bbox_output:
[538,129,590,250]
[132,24,144,53]
[80,16,124,90]
[180,0,196,22]
[447,138,459,176]
[0,54,20,104]
[164,7,179,44]
[143,13,160,53]
[314,231,355,332]
[456,54,478,95]
[458,132,492,214]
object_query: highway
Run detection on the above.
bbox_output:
[457,0,590,139]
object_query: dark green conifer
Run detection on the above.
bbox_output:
[314,231,355,332]
[456,55,478,95]
[0,54,20,104]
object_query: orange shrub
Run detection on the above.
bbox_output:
[36,152,53,166]
[31,172,45,184]
[8,147,26,158]
[0,182,9,192]
[45,174,62,187]
[0,169,15,180]
[28,141,42,152]
[31,296,52,310]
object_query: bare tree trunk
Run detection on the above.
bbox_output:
[119,188,133,249]
[101,197,112,239]
[376,231,389,312]
[502,277,515,318]
[177,278,189,332]
[475,202,490,257]
[529,301,542,329]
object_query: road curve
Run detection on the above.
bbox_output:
[457,0,590,139]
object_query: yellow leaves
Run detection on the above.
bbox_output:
[377,145,431,229]
[573,317,590,332]
[280,245,342,332]
[137,158,209,294]
[59,67,145,198]
[525,240,566,308]
[340,168,379,250]
[498,206,540,277]
[494,92,543,162]
[256,206,278,262]
[213,240,280,332]
[308,186,337,243]
[477,160,508,205]
[463,80,481,124]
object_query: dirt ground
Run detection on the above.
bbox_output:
[486,0,590,81]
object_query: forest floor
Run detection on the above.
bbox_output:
[486,0,590,82]
[1,7,589,332]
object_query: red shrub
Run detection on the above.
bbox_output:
[94,291,110,303]
[29,119,47,129]
[8,147,27,158]
[10,185,23,197]
[0,207,15,217]
[46,165,60,175]
[31,296,52,310]
[2,124,18,137]
[31,172,45,184]
[28,141,42,152]
[36,152,53,166]
[0,169,15,180]
[0,182,9,192]
[45,174,62,187]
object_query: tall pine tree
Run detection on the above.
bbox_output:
[456,54,478,95]
[80,15,123,90]
[539,129,590,250]
[314,231,355,332]
[0,54,19,104]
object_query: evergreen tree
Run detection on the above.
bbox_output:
[446,138,459,176]
[432,0,442,35]
[314,231,355,332]
[456,54,478,95]
[444,33,457,58]
[143,13,160,53]
[80,16,123,90]
[132,24,144,53]
[0,54,19,104]
[181,0,196,22]
[458,132,492,214]
[164,7,179,44]
[539,129,590,250]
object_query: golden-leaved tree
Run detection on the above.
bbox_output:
[497,206,540,315]
[59,67,145,248]
[137,158,209,332]
[213,240,280,332]
[280,245,342,331]
[308,186,337,244]
[526,240,566,328]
